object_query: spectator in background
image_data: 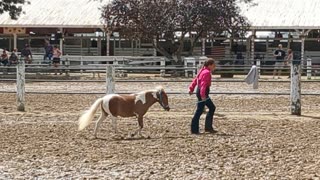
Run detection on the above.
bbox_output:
[21,44,33,64]
[9,48,18,66]
[0,49,9,66]
[273,44,286,79]
[43,39,53,63]
[52,45,62,75]
[235,52,244,65]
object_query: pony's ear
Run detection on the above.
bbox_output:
[155,91,161,100]
[155,86,164,92]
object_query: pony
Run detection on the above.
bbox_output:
[78,86,170,138]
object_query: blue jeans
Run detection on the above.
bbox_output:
[44,53,53,60]
[191,87,216,133]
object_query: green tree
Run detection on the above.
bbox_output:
[0,0,28,19]
[102,0,252,64]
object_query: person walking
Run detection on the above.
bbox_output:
[188,58,217,134]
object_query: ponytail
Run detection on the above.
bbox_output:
[202,58,215,69]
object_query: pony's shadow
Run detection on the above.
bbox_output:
[94,131,239,141]
[190,132,239,137]
[299,115,320,120]
[95,135,189,142]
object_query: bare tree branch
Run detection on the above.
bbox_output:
[101,0,253,63]
[0,0,28,19]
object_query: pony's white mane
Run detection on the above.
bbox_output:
[134,86,164,104]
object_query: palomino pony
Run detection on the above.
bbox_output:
[78,86,170,138]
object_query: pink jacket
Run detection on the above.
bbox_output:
[189,67,212,99]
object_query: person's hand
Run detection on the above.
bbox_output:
[189,91,193,95]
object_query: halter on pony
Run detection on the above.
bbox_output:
[156,89,170,111]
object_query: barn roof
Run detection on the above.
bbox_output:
[0,0,110,28]
[0,0,319,30]
[239,0,320,30]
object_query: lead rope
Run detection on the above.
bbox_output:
[192,97,210,114]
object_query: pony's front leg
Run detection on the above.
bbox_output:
[132,116,143,137]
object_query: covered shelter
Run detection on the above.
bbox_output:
[0,0,110,55]
[239,0,320,63]
[0,0,320,60]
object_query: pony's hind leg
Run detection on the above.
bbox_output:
[94,112,107,138]
[111,116,118,134]
[132,116,143,137]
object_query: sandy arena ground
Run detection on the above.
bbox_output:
[1,75,320,179]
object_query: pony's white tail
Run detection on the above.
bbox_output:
[78,98,104,131]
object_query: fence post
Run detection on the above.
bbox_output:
[201,38,206,56]
[65,54,70,76]
[106,65,115,94]
[250,30,256,63]
[256,59,261,78]
[17,60,25,111]
[80,56,83,74]
[153,38,157,57]
[290,63,301,115]
[184,57,196,77]
[160,58,165,77]
[307,57,312,80]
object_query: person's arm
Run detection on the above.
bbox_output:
[288,54,293,63]
[273,50,277,57]
[57,49,62,57]
[29,50,33,58]
[189,77,197,94]
[282,51,286,59]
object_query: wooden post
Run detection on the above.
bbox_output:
[160,58,165,77]
[17,60,25,111]
[65,54,70,76]
[251,30,256,64]
[106,32,111,56]
[131,39,134,56]
[288,34,292,49]
[266,36,269,52]
[80,56,83,74]
[13,33,17,49]
[113,36,116,56]
[106,65,115,94]
[153,38,157,57]
[201,38,206,56]
[256,59,261,77]
[307,57,312,80]
[80,35,83,56]
[137,39,141,55]
[97,36,102,56]
[119,34,121,48]
[59,28,63,54]
[290,64,301,115]
[301,35,305,68]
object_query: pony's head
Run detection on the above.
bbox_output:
[155,86,170,111]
